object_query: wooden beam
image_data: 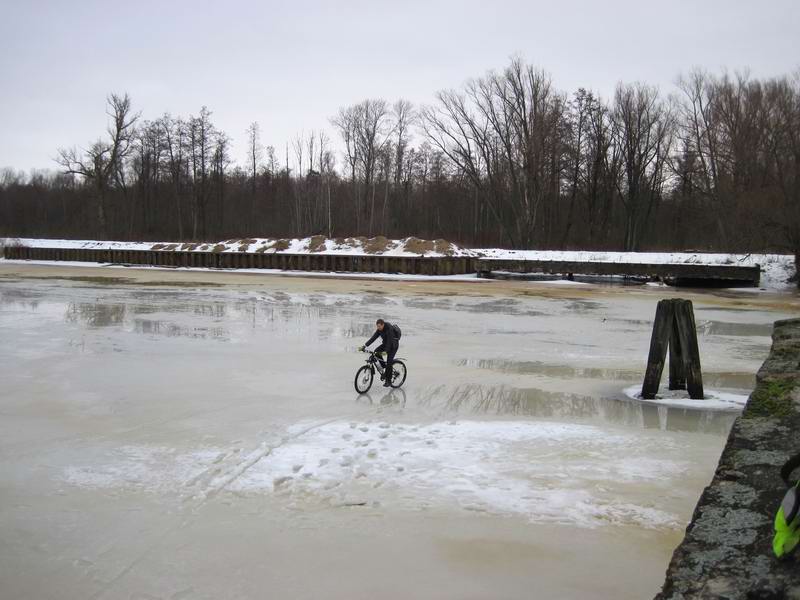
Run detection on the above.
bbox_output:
[642,299,675,399]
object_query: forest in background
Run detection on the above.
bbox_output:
[1,59,798,262]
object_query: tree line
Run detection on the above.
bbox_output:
[1,58,798,266]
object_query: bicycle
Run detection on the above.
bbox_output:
[354,348,407,393]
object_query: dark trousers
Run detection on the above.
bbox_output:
[375,343,398,380]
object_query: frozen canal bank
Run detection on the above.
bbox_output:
[1,263,798,599]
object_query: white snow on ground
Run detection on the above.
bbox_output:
[3,237,795,290]
[623,385,750,411]
[476,248,794,290]
[61,419,685,530]
[6,236,474,257]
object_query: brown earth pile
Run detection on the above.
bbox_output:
[434,239,456,256]
[403,237,436,254]
[307,235,327,252]
[362,236,391,253]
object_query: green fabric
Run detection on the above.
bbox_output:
[774,483,800,559]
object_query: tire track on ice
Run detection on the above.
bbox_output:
[88,410,375,599]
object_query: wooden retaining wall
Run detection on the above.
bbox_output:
[1,245,474,276]
[1,245,762,285]
[476,258,761,286]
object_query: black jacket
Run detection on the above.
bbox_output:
[366,322,398,349]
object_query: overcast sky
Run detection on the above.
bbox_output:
[1,0,798,173]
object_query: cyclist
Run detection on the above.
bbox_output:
[359,318,399,387]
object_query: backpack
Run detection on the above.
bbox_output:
[392,323,402,340]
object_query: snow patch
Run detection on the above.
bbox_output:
[59,420,690,530]
[623,385,749,411]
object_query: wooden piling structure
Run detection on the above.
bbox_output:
[476,258,760,286]
[641,298,704,400]
[0,245,479,277]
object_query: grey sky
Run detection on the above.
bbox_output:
[1,0,797,173]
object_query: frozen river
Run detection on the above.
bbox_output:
[1,263,797,599]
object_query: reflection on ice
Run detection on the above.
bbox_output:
[355,387,408,409]
[66,302,127,327]
[457,358,640,380]
[696,320,774,337]
[409,384,738,435]
[133,318,229,340]
[456,358,756,389]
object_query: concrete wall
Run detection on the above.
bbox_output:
[656,318,800,599]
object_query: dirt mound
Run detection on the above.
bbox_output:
[403,237,435,255]
[362,236,391,254]
[271,239,291,252]
[307,235,327,253]
[402,237,458,256]
[434,239,456,256]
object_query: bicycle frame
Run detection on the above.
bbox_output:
[364,351,387,377]
[362,350,405,377]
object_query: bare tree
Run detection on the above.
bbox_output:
[246,122,262,198]
[560,89,594,248]
[187,106,215,239]
[331,106,361,231]
[423,60,567,248]
[57,93,139,236]
[161,114,187,239]
[612,82,674,251]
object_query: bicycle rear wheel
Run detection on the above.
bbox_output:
[390,360,407,388]
[354,365,374,393]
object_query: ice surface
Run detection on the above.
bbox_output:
[0,263,796,599]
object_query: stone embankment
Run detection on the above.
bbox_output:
[656,318,800,599]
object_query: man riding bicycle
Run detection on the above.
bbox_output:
[359,318,400,387]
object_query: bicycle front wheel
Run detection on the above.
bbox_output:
[354,365,374,393]
[390,360,407,388]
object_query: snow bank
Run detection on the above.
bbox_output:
[4,236,795,290]
[7,236,474,258]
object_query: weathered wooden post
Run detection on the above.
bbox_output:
[641,298,704,400]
